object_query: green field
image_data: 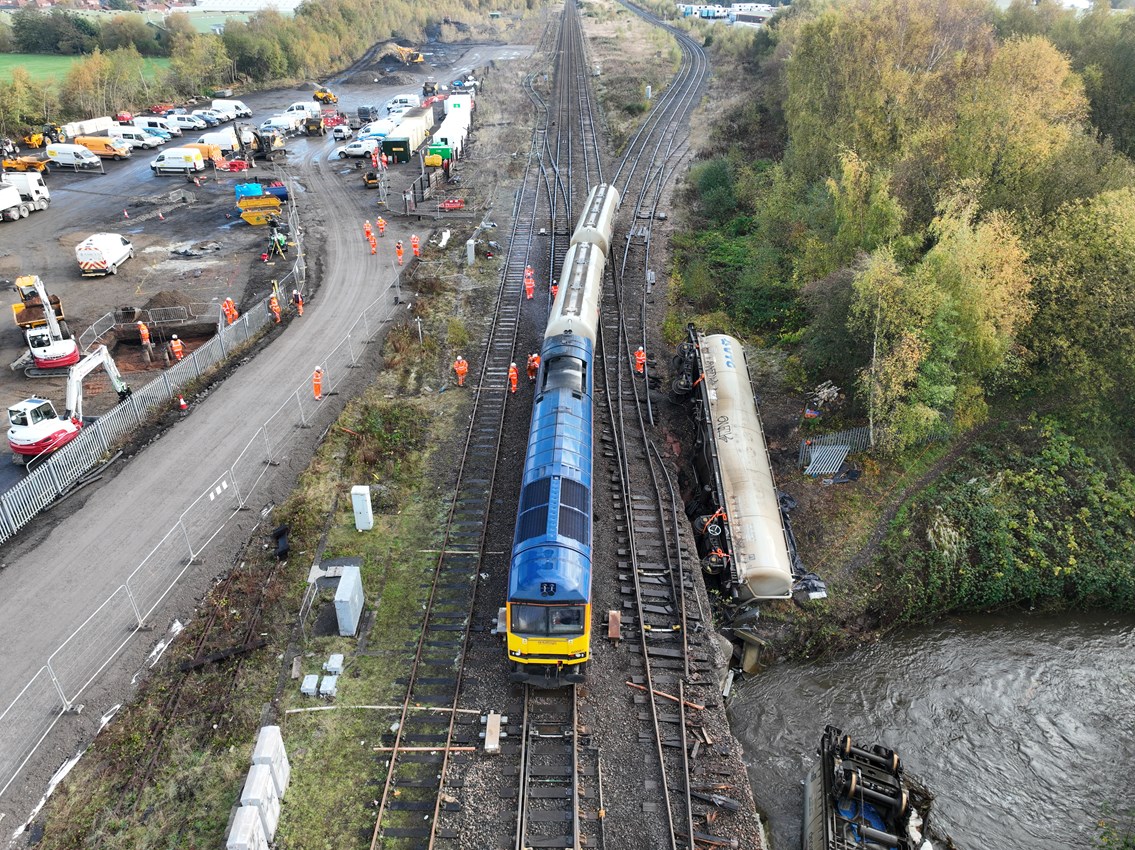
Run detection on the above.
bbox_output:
[0,8,257,34]
[0,53,171,85]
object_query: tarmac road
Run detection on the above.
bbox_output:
[0,42,530,828]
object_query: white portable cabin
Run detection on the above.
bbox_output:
[444,93,474,117]
[226,806,269,850]
[250,725,290,797]
[239,764,281,840]
[392,107,432,153]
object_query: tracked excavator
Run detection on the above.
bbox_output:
[381,44,425,64]
[10,275,80,377]
[7,344,131,463]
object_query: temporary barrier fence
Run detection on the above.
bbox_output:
[0,209,404,802]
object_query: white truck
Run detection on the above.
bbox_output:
[0,172,50,211]
[0,184,32,221]
[284,102,321,120]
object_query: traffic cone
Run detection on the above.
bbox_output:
[123,209,129,218]
[178,395,188,412]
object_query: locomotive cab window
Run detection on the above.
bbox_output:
[541,355,585,396]
[511,604,585,636]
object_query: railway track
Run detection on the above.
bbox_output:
[514,685,604,850]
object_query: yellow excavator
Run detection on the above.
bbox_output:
[386,44,424,64]
[313,86,338,104]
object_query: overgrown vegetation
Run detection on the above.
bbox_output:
[36,377,458,849]
[665,0,1135,620]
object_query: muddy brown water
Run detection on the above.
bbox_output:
[730,611,1135,850]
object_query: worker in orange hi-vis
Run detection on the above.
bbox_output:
[395,240,404,265]
[369,234,377,255]
[313,366,324,400]
[220,298,232,324]
[291,289,304,316]
[363,219,372,240]
[381,152,388,169]
[635,345,647,374]
[524,277,534,300]
[452,355,468,387]
[377,217,386,237]
[136,320,150,346]
[269,294,281,324]
[508,362,519,394]
[225,297,240,324]
[411,234,421,257]
[524,265,534,281]
[527,352,540,382]
[169,334,184,361]
[550,280,559,301]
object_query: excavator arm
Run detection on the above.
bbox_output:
[64,344,131,421]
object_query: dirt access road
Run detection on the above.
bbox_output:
[0,41,531,828]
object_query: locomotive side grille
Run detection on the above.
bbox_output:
[560,478,589,512]
[522,477,552,511]
[517,506,549,542]
[558,506,590,545]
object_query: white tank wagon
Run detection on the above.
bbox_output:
[547,241,606,344]
[696,333,793,600]
[570,183,621,256]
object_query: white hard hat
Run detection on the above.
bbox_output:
[172,334,178,339]
[637,346,644,351]
[136,320,143,325]
[511,362,516,367]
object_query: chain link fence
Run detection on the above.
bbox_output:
[0,193,404,799]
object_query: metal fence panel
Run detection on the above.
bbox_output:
[262,390,305,457]
[1,470,58,533]
[47,586,139,703]
[179,471,240,557]
[0,667,63,799]
[127,525,192,620]
[78,311,117,353]
[231,431,271,506]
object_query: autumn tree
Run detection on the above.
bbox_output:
[100,14,161,57]
[1024,188,1135,429]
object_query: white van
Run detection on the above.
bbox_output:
[359,119,398,140]
[212,99,252,118]
[150,146,206,174]
[198,128,240,153]
[168,113,207,131]
[75,233,134,276]
[385,94,421,114]
[133,116,181,137]
[284,102,321,119]
[1,172,51,210]
[109,125,163,150]
[259,115,303,135]
[45,143,101,170]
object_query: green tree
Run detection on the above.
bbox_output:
[100,14,160,56]
[946,35,1088,213]
[169,33,232,94]
[1024,188,1135,429]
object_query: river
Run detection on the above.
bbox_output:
[729,612,1135,850]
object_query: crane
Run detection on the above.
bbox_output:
[8,344,131,463]
[11,275,80,375]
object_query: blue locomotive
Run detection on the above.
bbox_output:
[505,184,620,687]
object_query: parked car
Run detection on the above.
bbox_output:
[335,138,380,158]
[191,110,221,127]
[332,125,354,141]
[169,114,208,131]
